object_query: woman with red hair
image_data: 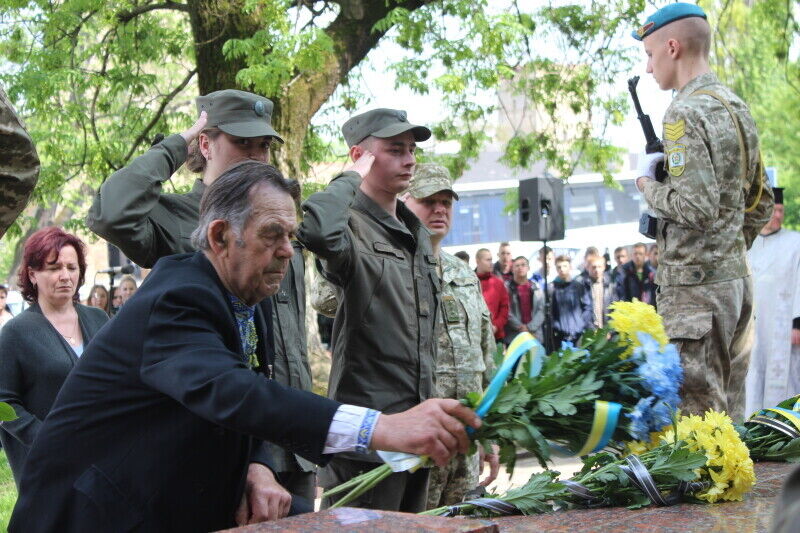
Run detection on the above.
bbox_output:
[0,226,108,485]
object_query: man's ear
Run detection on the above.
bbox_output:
[207,219,230,255]
[666,37,681,58]
[349,145,363,163]
[199,132,212,159]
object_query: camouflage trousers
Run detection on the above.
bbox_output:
[427,371,483,509]
[426,451,481,509]
[657,276,754,422]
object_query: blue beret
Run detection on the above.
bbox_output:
[632,3,707,41]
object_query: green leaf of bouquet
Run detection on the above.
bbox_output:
[649,447,706,482]
[493,381,530,414]
[0,402,17,421]
[465,391,482,409]
[503,472,562,515]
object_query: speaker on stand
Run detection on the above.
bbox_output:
[519,177,565,353]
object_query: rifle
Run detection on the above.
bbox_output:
[628,76,667,238]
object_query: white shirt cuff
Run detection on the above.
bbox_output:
[323,404,381,454]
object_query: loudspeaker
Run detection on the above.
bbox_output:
[519,177,565,242]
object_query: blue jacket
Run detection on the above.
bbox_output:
[550,277,593,342]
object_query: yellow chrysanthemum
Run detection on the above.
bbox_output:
[624,440,650,456]
[622,410,756,503]
[608,299,670,358]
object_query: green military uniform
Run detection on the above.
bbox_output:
[638,68,773,420]
[426,250,495,508]
[85,90,316,499]
[0,86,40,238]
[298,109,438,513]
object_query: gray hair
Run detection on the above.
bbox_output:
[191,161,300,250]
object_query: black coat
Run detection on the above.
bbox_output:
[0,302,109,485]
[615,260,657,307]
[549,277,593,342]
[10,252,340,533]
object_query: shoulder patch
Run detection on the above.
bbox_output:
[664,119,685,142]
[667,144,686,176]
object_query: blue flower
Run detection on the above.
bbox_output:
[633,332,683,404]
[560,340,590,361]
[627,397,654,440]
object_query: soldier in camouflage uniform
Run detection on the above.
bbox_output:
[403,165,498,508]
[310,163,499,507]
[0,86,40,238]
[633,3,773,421]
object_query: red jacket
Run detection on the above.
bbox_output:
[478,272,509,340]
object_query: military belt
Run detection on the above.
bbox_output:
[657,255,749,286]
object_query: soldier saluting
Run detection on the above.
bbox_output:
[632,3,773,421]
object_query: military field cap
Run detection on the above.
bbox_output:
[196,89,284,143]
[632,2,707,41]
[342,108,431,147]
[773,187,784,205]
[406,163,459,200]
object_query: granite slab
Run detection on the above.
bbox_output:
[220,508,498,533]
[222,462,794,533]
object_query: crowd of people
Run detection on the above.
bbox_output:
[0,2,799,531]
[462,241,661,349]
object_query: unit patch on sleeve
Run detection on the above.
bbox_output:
[664,119,685,142]
[667,144,686,176]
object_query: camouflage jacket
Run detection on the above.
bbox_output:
[436,251,495,399]
[641,72,773,287]
[0,87,40,238]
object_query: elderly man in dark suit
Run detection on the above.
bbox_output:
[9,161,479,533]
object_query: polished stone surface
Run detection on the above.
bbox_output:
[220,508,498,532]
[493,462,792,532]
[222,462,793,533]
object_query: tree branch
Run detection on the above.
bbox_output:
[122,68,197,164]
[117,1,190,24]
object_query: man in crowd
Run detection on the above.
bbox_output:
[505,256,545,343]
[492,242,513,282]
[617,242,657,305]
[306,163,500,507]
[531,245,556,290]
[298,108,439,512]
[551,254,593,344]
[9,162,480,532]
[85,90,317,503]
[612,246,629,283]
[0,85,40,237]
[633,3,773,419]
[401,163,499,509]
[579,253,618,328]
[648,244,659,271]
[454,250,470,265]
[476,248,509,344]
[746,188,800,414]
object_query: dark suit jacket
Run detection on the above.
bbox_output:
[0,302,108,485]
[9,252,340,533]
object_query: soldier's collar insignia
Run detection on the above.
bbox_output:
[664,119,685,141]
[637,22,655,38]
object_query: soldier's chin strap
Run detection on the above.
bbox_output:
[690,89,763,213]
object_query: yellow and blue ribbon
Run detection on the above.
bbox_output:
[550,400,622,457]
[474,333,544,418]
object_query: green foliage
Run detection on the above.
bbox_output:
[701,0,800,229]
[0,403,17,422]
[0,451,16,530]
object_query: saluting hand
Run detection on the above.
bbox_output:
[180,111,208,149]
[345,150,375,179]
[370,398,481,467]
